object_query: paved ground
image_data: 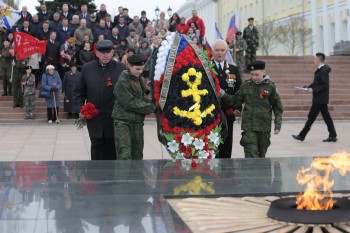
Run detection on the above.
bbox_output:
[0,120,349,161]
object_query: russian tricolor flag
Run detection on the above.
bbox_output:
[225,9,240,43]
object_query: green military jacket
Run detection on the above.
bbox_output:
[222,76,283,132]
[243,25,259,48]
[112,70,156,122]
[1,47,12,68]
[229,38,247,54]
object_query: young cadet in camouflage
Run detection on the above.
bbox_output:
[22,66,36,119]
[230,31,247,77]
[243,18,259,69]
[0,39,13,96]
[12,59,26,108]
[221,60,284,158]
[112,54,156,160]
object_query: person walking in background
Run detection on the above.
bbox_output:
[63,63,81,119]
[22,66,36,119]
[112,54,156,160]
[230,31,247,77]
[221,60,283,158]
[243,17,259,70]
[292,53,337,142]
[41,65,62,124]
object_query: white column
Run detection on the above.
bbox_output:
[334,0,340,44]
[311,0,317,54]
[322,0,329,55]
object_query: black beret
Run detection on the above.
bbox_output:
[250,60,265,71]
[127,54,147,66]
[236,31,242,36]
[96,40,114,52]
[3,38,10,42]
[248,17,254,21]
[90,14,96,18]
[25,66,32,70]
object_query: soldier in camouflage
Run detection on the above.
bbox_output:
[0,39,13,96]
[22,66,36,119]
[221,60,284,158]
[243,18,259,70]
[112,54,156,160]
[11,58,26,108]
[230,31,247,77]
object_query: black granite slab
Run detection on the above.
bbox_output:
[0,158,349,232]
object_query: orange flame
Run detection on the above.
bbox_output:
[296,151,350,210]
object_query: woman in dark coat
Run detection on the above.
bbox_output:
[78,42,94,69]
[63,63,81,119]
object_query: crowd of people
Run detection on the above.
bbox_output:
[0,3,210,122]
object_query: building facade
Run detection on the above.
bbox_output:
[177,0,350,55]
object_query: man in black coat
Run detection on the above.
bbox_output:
[292,52,337,142]
[37,4,52,22]
[43,32,60,69]
[17,6,32,25]
[37,21,51,41]
[74,40,126,160]
[212,39,242,158]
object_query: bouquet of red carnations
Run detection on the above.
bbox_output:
[75,102,99,129]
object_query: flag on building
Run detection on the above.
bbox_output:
[0,1,21,30]
[14,32,47,60]
[203,38,212,60]
[226,9,240,43]
[215,23,234,63]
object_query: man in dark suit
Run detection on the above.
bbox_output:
[212,39,242,158]
[79,4,91,23]
[37,4,52,22]
[292,52,337,142]
[60,4,72,22]
[20,20,34,36]
[56,18,73,45]
[74,40,126,160]
[17,6,32,25]
[43,32,60,70]
[37,21,51,41]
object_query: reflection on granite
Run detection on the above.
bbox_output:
[0,158,350,232]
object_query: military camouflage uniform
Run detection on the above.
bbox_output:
[22,74,36,119]
[222,76,284,158]
[230,37,247,77]
[1,46,12,96]
[12,60,26,107]
[112,70,156,160]
[243,26,259,68]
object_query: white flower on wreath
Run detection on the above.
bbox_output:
[181,133,194,146]
[209,150,216,158]
[208,159,220,170]
[193,138,205,151]
[175,153,184,160]
[198,150,209,159]
[181,159,191,171]
[208,132,220,146]
[167,140,179,153]
[154,32,176,81]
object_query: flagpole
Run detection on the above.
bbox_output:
[10,60,14,83]
[233,38,237,63]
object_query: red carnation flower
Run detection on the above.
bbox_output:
[179,145,186,153]
[191,160,197,167]
[175,134,182,143]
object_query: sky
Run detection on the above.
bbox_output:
[19,0,187,20]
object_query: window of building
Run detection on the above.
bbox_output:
[282,0,286,10]
[319,25,324,53]
[290,0,294,8]
[255,1,259,19]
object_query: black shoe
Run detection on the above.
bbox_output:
[13,105,17,108]
[292,135,304,141]
[2,92,8,96]
[322,137,337,142]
